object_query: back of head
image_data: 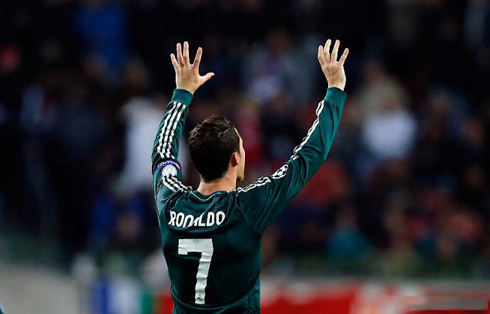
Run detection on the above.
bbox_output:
[188,116,239,182]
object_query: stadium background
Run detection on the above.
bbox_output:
[0,0,490,313]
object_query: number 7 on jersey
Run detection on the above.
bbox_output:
[178,238,214,304]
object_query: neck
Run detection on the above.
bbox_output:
[197,172,237,195]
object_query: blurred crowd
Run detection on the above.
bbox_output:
[1,0,490,279]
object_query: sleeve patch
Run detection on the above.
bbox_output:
[157,160,180,177]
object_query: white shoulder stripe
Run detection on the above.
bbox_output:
[168,176,192,191]
[162,175,186,192]
[237,176,271,193]
[162,176,177,192]
[162,174,192,193]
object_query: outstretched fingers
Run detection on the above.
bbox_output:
[171,40,215,93]
[324,39,332,63]
[339,48,349,66]
[319,39,334,66]
[318,38,348,90]
[331,40,340,63]
[170,53,179,72]
[183,41,190,65]
[202,72,215,83]
[176,43,184,66]
[318,45,325,65]
[193,47,203,69]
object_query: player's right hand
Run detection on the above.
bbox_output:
[318,39,349,91]
[170,42,215,95]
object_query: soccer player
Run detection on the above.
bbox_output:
[152,40,349,313]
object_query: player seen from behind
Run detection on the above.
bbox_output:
[152,39,349,313]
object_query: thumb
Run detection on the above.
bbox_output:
[202,72,215,82]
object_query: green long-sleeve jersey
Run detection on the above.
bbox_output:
[152,87,347,313]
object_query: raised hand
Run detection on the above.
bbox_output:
[170,41,215,94]
[318,39,349,90]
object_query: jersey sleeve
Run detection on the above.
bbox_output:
[237,87,347,233]
[152,89,193,199]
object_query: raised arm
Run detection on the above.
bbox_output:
[152,42,214,198]
[238,39,349,233]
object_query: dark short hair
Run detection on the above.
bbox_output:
[188,116,240,182]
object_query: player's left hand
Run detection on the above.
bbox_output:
[318,39,349,91]
[170,42,215,94]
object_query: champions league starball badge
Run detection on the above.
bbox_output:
[162,164,178,177]
[157,160,180,177]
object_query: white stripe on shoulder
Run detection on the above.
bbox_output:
[168,176,192,192]
[237,176,271,193]
[162,175,182,192]
[162,176,177,192]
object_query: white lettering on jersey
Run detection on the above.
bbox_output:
[168,211,226,228]
[216,212,225,225]
[206,212,215,227]
[169,211,176,225]
[176,213,185,227]
[183,215,194,228]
